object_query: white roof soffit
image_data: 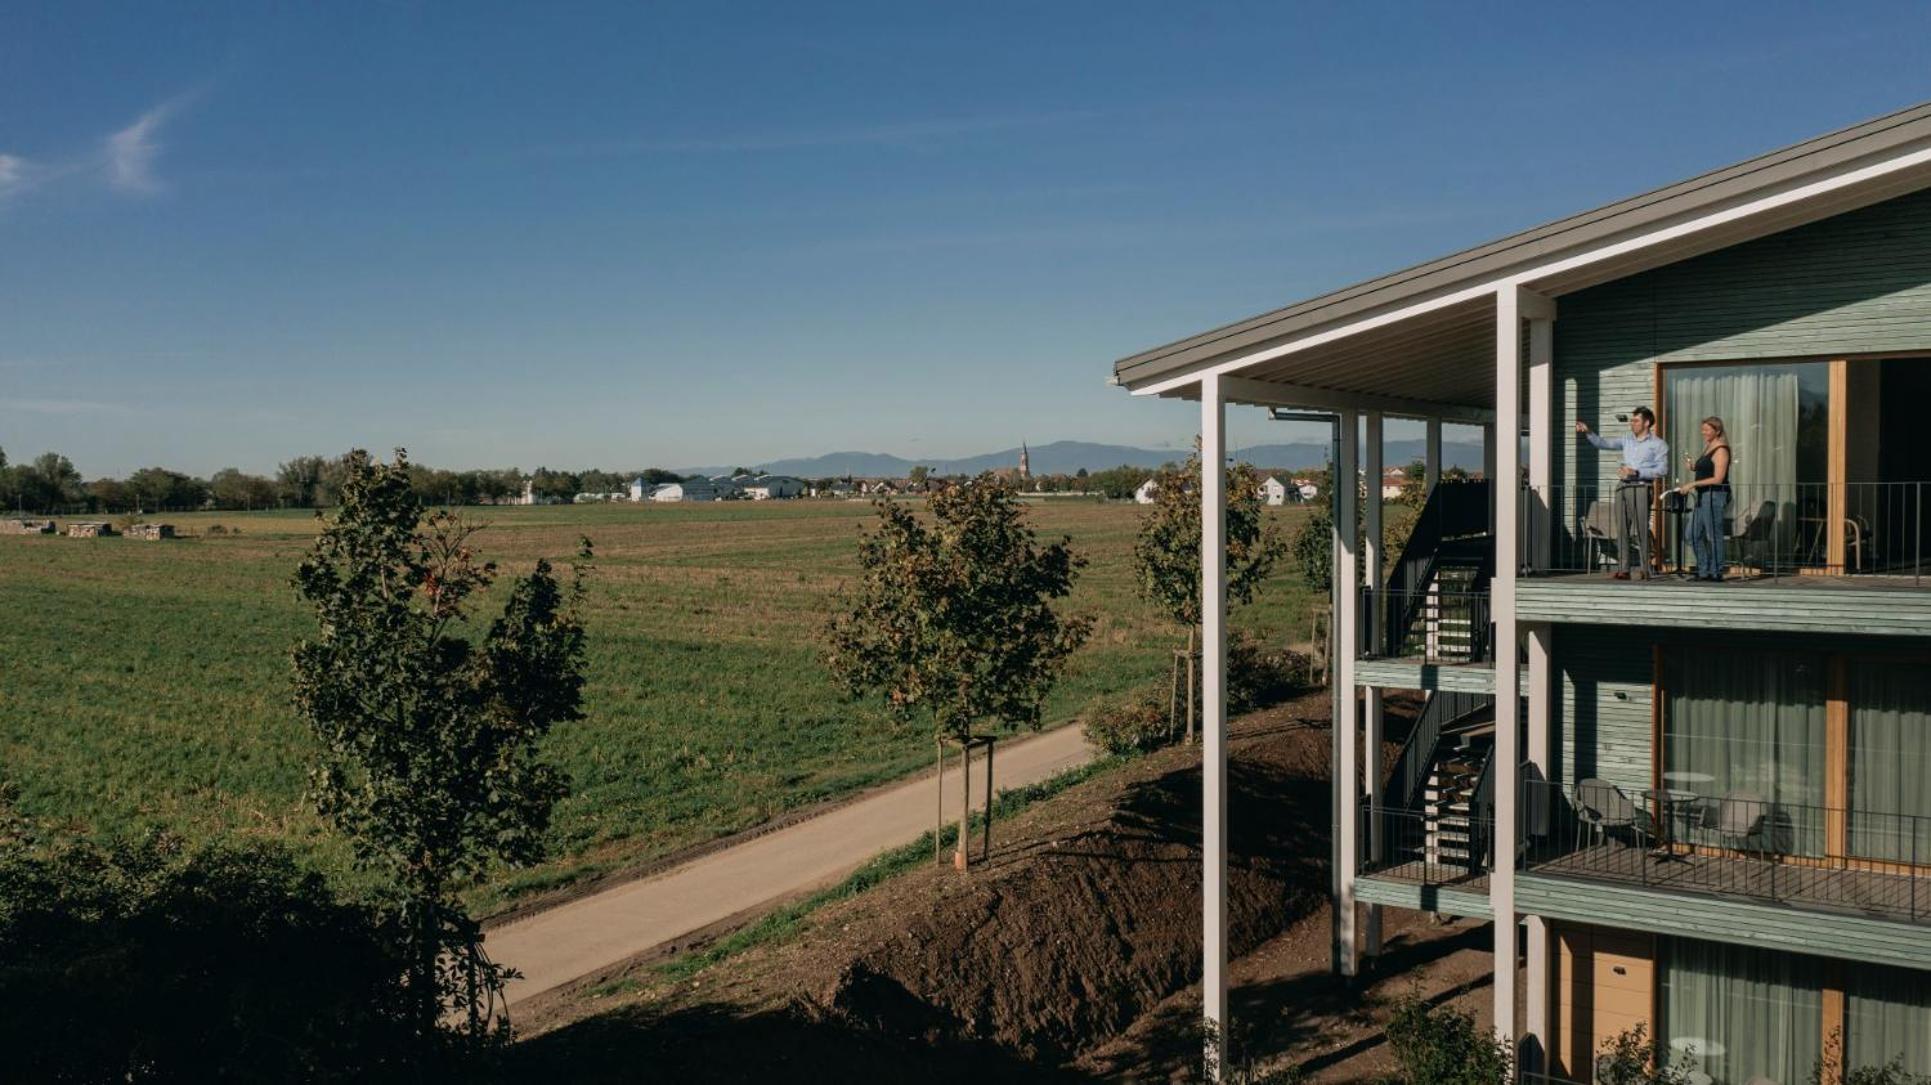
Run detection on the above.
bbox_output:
[1118,103,1931,406]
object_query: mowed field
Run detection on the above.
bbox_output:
[0,499,1315,909]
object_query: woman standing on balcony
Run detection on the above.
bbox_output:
[1677,417,1732,581]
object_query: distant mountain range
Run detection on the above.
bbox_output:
[679,438,1484,479]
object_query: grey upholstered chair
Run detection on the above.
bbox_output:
[1576,778,1655,849]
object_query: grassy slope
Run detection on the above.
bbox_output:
[0,499,1313,905]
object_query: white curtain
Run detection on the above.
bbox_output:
[1848,660,1931,863]
[1667,650,1828,855]
[1662,938,1822,1085]
[1669,367,1802,550]
[1847,962,1931,1076]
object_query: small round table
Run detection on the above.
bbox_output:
[1641,787,1702,860]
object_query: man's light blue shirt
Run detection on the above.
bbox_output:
[1586,429,1669,481]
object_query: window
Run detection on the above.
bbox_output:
[1664,648,1828,855]
[1661,938,1823,1085]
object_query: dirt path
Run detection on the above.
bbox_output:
[490,725,1095,1006]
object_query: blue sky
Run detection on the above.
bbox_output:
[3,2,1930,476]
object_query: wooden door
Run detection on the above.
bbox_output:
[1551,924,1654,1082]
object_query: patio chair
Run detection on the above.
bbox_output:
[1705,790,1770,854]
[1576,778,1655,849]
[1580,499,1618,571]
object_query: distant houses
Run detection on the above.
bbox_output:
[0,518,56,535]
[740,475,804,500]
[1257,475,1288,506]
[1133,478,1159,505]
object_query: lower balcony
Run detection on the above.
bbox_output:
[1523,779,1931,928]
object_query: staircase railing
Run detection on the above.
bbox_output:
[1369,479,1492,657]
[1388,690,1489,814]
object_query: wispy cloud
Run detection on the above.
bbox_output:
[0,92,195,208]
[104,98,187,194]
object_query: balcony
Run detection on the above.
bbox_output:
[1520,779,1931,927]
[1516,482,1931,635]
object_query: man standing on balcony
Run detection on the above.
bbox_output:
[1576,408,1669,580]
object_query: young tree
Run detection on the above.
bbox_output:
[1132,452,1286,742]
[292,449,590,1040]
[826,474,1091,868]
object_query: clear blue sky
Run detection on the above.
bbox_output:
[4,2,1929,476]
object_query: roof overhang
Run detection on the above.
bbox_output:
[1115,102,1931,415]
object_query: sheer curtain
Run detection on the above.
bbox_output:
[1663,938,1822,1085]
[1667,650,1828,855]
[1847,962,1931,1076]
[1848,660,1931,863]
[1669,366,1802,550]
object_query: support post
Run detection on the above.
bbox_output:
[1425,417,1443,491]
[936,737,944,865]
[1524,622,1553,1068]
[956,741,971,871]
[1200,372,1230,1079]
[1362,412,1384,961]
[983,738,995,862]
[1492,286,1525,1048]
[1528,313,1555,572]
[1334,408,1362,979]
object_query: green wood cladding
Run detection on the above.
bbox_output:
[1555,186,1931,492]
[1517,873,1931,971]
[1552,624,1653,794]
[1356,874,1494,919]
[1518,578,1931,637]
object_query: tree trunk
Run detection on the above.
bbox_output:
[935,736,945,865]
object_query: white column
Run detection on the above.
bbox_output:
[1524,621,1553,1065]
[1334,409,1361,978]
[1528,315,1555,571]
[1424,417,1443,490]
[1483,422,1498,536]
[1200,373,1230,1078]
[1492,287,1524,1048]
[1522,302,1557,1067]
[1362,412,1384,960]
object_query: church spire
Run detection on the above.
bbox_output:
[1019,441,1031,481]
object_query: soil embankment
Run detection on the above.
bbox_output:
[513,690,1482,1081]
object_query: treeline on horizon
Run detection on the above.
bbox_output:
[0,446,701,514]
[0,445,1343,514]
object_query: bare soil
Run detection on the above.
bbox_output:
[511,689,1497,1082]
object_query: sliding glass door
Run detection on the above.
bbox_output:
[1664,648,1828,855]
[1663,361,1829,571]
[1848,660,1931,863]
[1661,938,1822,1085]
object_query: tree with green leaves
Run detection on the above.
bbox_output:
[292,449,590,1040]
[826,474,1091,869]
[1132,452,1286,742]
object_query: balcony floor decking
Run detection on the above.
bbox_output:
[1528,840,1931,926]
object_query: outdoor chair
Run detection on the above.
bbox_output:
[1730,500,1779,576]
[1575,778,1655,850]
[1705,790,1770,855]
[1579,499,1618,570]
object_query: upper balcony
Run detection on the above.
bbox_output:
[1516,480,1931,635]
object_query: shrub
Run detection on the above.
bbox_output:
[1384,993,1511,1085]
[1228,633,1309,714]
[1596,1023,1692,1085]
[0,810,433,1081]
[1082,687,1170,756]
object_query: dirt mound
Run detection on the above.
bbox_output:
[806,712,1333,1064]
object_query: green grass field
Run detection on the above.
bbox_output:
[0,499,1314,908]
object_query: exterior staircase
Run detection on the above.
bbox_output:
[1421,721,1494,877]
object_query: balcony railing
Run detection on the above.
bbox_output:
[1358,800,1495,888]
[1519,481,1931,583]
[1520,779,1931,925]
[1359,587,1493,664]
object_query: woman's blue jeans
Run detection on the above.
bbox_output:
[1688,489,1729,579]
